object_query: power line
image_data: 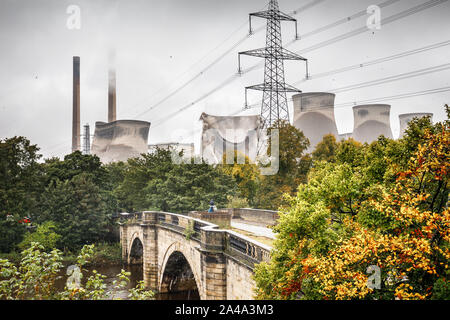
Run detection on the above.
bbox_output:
[294,39,450,84]
[331,63,450,93]
[294,0,400,41]
[246,63,450,108]
[241,0,449,74]
[131,0,327,119]
[149,0,449,129]
[245,86,450,112]
[177,86,450,140]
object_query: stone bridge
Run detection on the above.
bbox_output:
[119,211,271,300]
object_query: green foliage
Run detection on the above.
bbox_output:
[254,106,450,300]
[220,151,260,205]
[0,136,43,252]
[226,195,250,209]
[312,134,338,163]
[255,121,311,210]
[0,243,154,300]
[184,220,196,240]
[18,221,61,252]
[116,148,236,213]
[36,173,112,250]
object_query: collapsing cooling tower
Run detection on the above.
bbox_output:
[91,120,150,163]
[398,113,433,138]
[352,104,393,144]
[293,92,339,152]
[200,113,261,164]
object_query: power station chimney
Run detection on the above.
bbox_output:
[108,68,116,122]
[72,56,81,153]
[108,50,116,123]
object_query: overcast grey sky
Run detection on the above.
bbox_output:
[0,0,449,159]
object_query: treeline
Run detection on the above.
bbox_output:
[0,121,312,253]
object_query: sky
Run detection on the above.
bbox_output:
[0,0,449,159]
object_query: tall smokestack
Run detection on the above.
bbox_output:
[108,50,117,123]
[72,56,81,153]
[108,68,116,122]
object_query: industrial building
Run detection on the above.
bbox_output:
[199,113,261,164]
[71,55,151,164]
[293,92,339,152]
[351,104,394,144]
[91,120,150,163]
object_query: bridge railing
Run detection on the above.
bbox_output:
[225,230,271,266]
[121,211,272,266]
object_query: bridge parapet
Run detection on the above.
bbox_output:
[120,211,272,299]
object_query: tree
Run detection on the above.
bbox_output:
[0,243,154,300]
[254,121,311,210]
[312,134,338,163]
[37,173,112,250]
[116,148,237,213]
[253,105,450,300]
[18,221,61,252]
[220,151,260,206]
[0,136,43,252]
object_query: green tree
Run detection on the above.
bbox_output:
[37,173,111,250]
[255,121,311,210]
[220,151,260,206]
[253,105,450,300]
[0,136,43,252]
[18,221,61,252]
[312,134,338,163]
[116,148,237,213]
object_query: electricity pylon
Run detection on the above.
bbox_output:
[238,0,308,129]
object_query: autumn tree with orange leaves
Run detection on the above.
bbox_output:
[254,106,449,300]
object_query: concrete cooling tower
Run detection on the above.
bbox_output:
[200,113,261,164]
[352,104,393,144]
[293,92,339,152]
[399,113,433,138]
[91,120,150,163]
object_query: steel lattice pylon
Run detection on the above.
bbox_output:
[238,0,308,129]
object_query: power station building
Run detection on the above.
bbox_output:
[71,55,151,164]
[293,92,339,152]
[199,113,261,164]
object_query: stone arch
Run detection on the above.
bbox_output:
[128,232,144,265]
[159,241,202,299]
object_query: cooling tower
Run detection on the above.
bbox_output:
[91,120,150,163]
[200,113,261,164]
[293,92,338,152]
[399,113,433,138]
[352,104,393,144]
[72,56,81,153]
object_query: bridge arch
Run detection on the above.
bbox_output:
[128,231,144,265]
[159,241,202,298]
